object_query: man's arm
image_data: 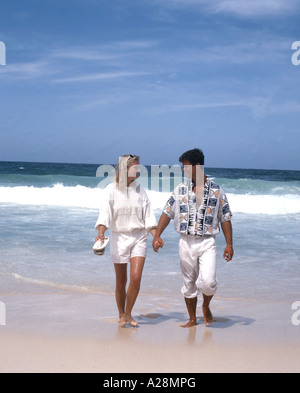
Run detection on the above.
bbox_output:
[152,213,171,252]
[221,221,234,262]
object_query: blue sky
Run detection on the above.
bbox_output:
[0,0,300,170]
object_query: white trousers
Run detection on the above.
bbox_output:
[179,235,217,298]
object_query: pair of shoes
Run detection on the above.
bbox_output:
[92,237,109,256]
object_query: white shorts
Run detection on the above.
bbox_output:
[110,229,148,264]
[179,235,217,298]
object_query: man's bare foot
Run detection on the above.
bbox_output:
[202,305,214,326]
[124,314,139,327]
[181,319,197,328]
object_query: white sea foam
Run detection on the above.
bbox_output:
[227,193,300,215]
[12,273,92,293]
[0,184,300,215]
[0,184,102,209]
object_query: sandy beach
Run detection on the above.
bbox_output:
[1,163,300,374]
[1,291,299,373]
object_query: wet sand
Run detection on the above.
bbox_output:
[0,292,299,373]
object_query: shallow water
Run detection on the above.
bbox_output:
[0,161,299,304]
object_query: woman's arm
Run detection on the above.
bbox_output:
[94,186,112,240]
[95,224,107,242]
[149,227,157,238]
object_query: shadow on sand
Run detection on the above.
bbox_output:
[133,312,255,329]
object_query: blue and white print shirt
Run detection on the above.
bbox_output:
[163,178,232,237]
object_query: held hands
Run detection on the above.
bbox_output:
[152,236,164,252]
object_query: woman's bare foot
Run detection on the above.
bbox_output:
[202,305,214,326]
[124,314,139,327]
[181,319,197,328]
[118,315,126,326]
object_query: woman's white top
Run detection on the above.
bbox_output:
[95,181,157,233]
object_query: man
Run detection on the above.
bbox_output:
[153,148,233,328]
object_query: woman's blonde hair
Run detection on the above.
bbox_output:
[115,154,140,189]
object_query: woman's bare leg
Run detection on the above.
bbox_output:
[124,256,145,327]
[114,263,127,324]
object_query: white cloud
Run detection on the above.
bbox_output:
[212,0,299,17]
[0,40,156,83]
[151,0,299,17]
[0,60,58,80]
[51,48,117,61]
[50,40,157,61]
[161,100,248,112]
[54,71,150,83]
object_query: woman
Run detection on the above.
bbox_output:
[95,154,157,327]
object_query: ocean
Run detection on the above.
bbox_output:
[0,161,299,305]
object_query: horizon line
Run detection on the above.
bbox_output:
[0,159,299,173]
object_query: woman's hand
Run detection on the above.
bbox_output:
[95,225,106,243]
[152,236,164,252]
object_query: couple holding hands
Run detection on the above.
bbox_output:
[95,148,233,328]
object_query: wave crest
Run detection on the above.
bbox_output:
[0,184,300,215]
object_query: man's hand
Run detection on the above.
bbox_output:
[152,237,164,252]
[221,221,233,262]
[152,214,170,252]
[223,245,234,262]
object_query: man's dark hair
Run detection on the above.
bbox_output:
[179,148,205,166]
